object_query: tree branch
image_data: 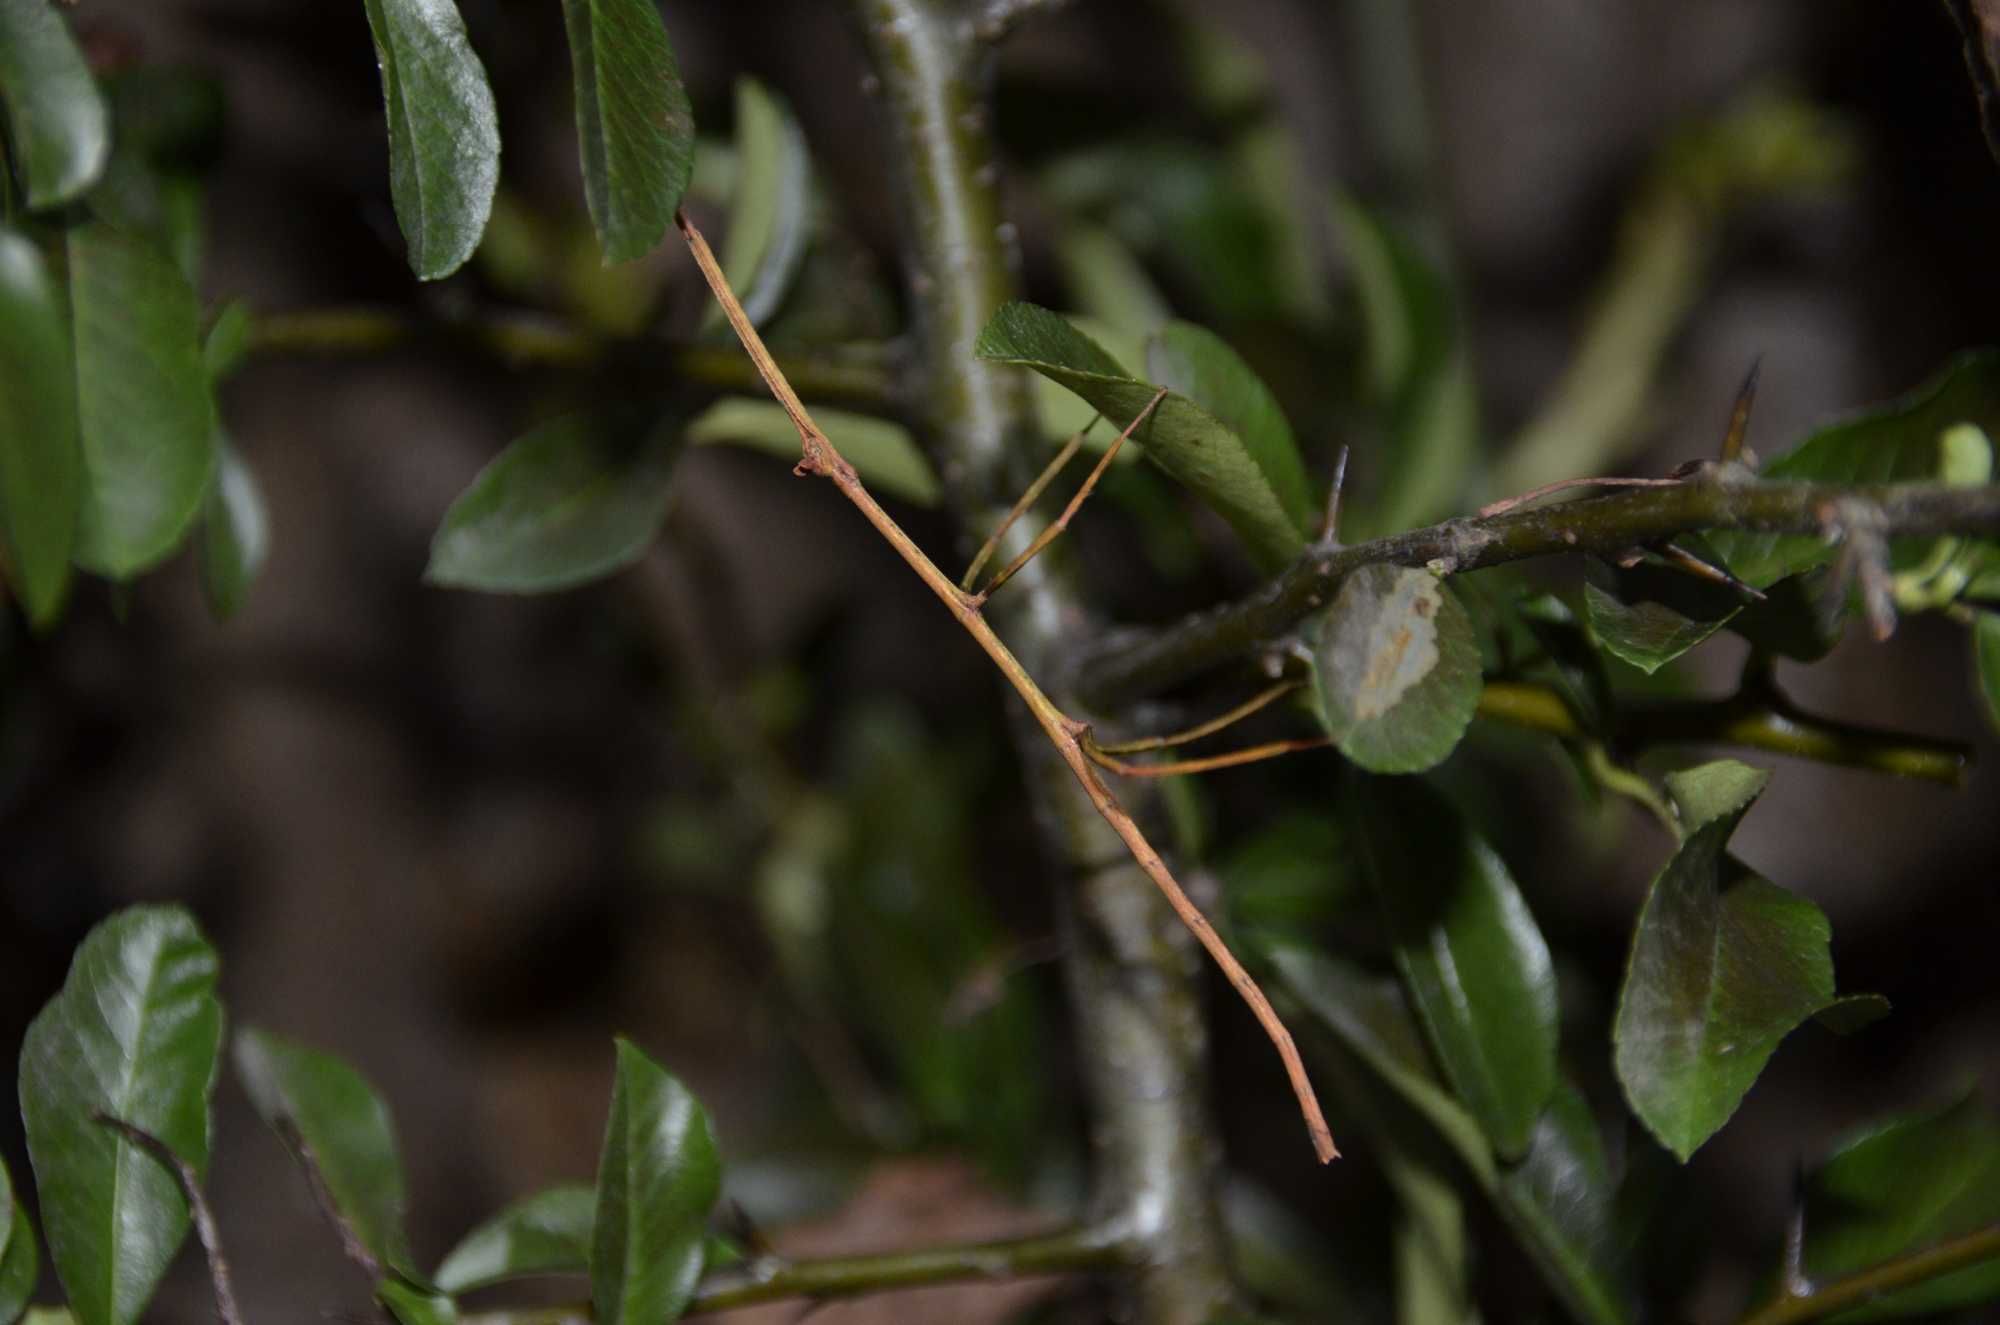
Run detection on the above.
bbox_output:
[1074,477,2000,709]
[1735,1221,2000,1325]
[456,1224,1131,1324]
[248,308,903,416]
[1477,680,1972,785]
[845,3,1256,1317]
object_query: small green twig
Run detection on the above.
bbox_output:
[1736,1222,2000,1325]
[247,308,902,416]
[457,1223,1131,1324]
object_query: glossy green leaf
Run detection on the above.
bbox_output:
[0,1156,39,1325]
[1613,761,1879,1161]
[0,230,79,626]
[1268,945,1631,1324]
[0,0,108,207]
[377,1280,457,1325]
[18,906,223,1325]
[1145,319,1314,530]
[1727,568,1848,663]
[234,1028,419,1280]
[975,301,1313,566]
[67,223,218,577]
[1582,559,1742,675]
[198,439,268,621]
[686,399,938,507]
[1711,350,2000,587]
[1975,611,2000,734]
[363,0,501,279]
[1312,564,1482,773]
[714,78,809,325]
[1349,775,1558,1158]
[1331,194,1479,537]
[1219,810,1359,945]
[561,0,694,263]
[1500,1083,1627,1316]
[592,1040,720,1325]
[1798,1097,2000,1320]
[426,413,680,593]
[435,1185,593,1293]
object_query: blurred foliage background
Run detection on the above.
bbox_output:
[3,1,1999,1321]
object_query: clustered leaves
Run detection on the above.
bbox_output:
[9,906,727,1325]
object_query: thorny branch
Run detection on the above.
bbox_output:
[674,207,1338,1165]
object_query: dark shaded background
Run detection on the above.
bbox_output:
[4,2,1998,1321]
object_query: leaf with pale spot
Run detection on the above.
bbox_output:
[1312,564,1481,773]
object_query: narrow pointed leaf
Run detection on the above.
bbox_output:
[1613,761,1879,1161]
[1798,1097,2000,1320]
[435,1185,593,1293]
[715,78,810,325]
[1710,350,2000,587]
[426,413,680,593]
[202,302,253,385]
[561,0,694,263]
[975,301,1312,566]
[68,223,217,577]
[199,439,268,621]
[1348,776,1558,1158]
[0,1156,39,1325]
[233,1028,419,1280]
[591,1039,720,1325]
[363,0,501,279]
[1501,1084,1625,1314]
[18,906,223,1325]
[0,0,109,207]
[686,399,938,506]
[1312,564,1482,773]
[0,230,79,625]
[377,1280,457,1325]
[1331,195,1479,537]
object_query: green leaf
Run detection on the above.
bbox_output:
[1976,611,2000,735]
[377,1280,457,1325]
[714,78,809,326]
[17,906,223,1325]
[0,229,80,626]
[1515,593,1614,737]
[1582,559,1742,675]
[1145,319,1315,529]
[1612,761,1879,1161]
[0,0,109,207]
[1711,350,2000,587]
[1312,564,1482,773]
[1798,1097,2000,1320]
[974,301,1313,567]
[0,1156,40,1325]
[1331,195,1479,537]
[1219,810,1359,945]
[1053,221,1171,336]
[198,439,267,621]
[363,0,501,279]
[560,0,695,263]
[686,399,938,507]
[435,1185,593,1294]
[1500,1084,1625,1315]
[426,413,680,593]
[234,1028,420,1280]
[1348,776,1558,1158]
[1268,945,1631,1324]
[591,1039,721,1325]
[202,302,253,385]
[67,223,218,578]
